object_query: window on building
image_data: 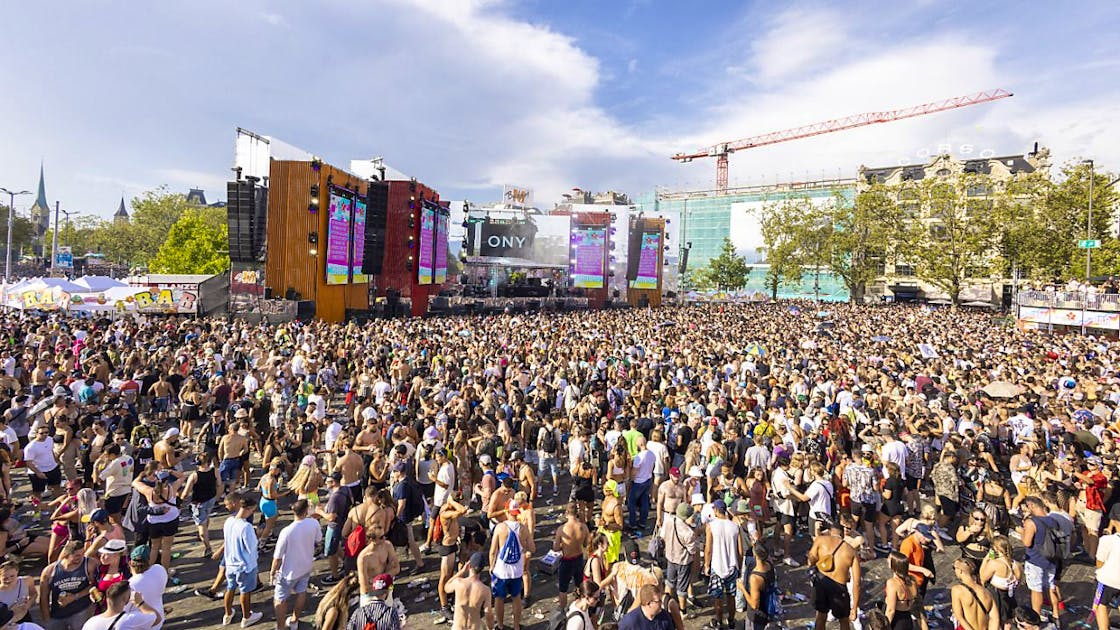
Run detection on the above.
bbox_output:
[936,168,951,177]
[966,184,990,197]
[874,260,887,276]
[929,224,948,241]
[895,264,914,277]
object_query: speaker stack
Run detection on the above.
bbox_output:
[362,182,389,275]
[227,180,267,262]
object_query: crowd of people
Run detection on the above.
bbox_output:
[0,301,1116,630]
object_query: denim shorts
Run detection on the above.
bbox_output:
[274,573,310,602]
[192,497,217,525]
[227,569,258,594]
[1025,562,1056,593]
[219,458,241,483]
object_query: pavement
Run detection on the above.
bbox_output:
[14,462,1107,630]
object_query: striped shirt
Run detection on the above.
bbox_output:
[346,599,401,630]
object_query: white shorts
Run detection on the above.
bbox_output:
[1025,562,1056,593]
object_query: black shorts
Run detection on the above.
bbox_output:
[435,543,459,558]
[938,496,959,519]
[904,477,920,491]
[558,555,584,594]
[850,501,877,521]
[419,483,435,501]
[779,513,797,527]
[104,494,128,516]
[813,573,851,618]
[29,467,62,493]
[149,519,180,538]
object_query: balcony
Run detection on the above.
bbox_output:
[1017,290,1120,311]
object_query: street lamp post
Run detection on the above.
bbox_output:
[1086,160,1095,281]
[0,188,31,283]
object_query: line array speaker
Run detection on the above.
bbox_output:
[362,182,389,275]
[227,181,267,263]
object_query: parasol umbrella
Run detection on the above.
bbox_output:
[745,343,767,358]
[982,381,1024,398]
[871,335,891,342]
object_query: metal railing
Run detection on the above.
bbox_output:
[1017,290,1120,310]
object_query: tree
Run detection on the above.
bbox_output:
[757,200,805,300]
[101,187,194,267]
[1004,162,1117,281]
[695,238,750,290]
[900,175,1004,306]
[831,185,903,303]
[0,205,40,260]
[148,207,229,275]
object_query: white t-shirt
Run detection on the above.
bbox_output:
[567,437,586,472]
[434,461,455,507]
[81,607,158,630]
[307,394,326,420]
[632,450,656,484]
[1098,533,1120,588]
[880,440,908,479]
[771,468,795,516]
[324,422,343,450]
[647,441,669,477]
[129,564,167,628]
[0,426,17,448]
[24,438,58,472]
[274,517,322,580]
[806,479,834,517]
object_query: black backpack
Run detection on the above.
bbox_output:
[1038,517,1069,564]
[549,609,584,630]
[541,428,558,454]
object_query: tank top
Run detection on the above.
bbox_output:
[492,521,524,580]
[146,487,180,525]
[192,468,218,503]
[49,559,92,619]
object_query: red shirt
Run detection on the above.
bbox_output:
[1085,471,1108,512]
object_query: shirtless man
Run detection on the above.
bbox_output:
[599,480,625,564]
[150,373,174,422]
[511,452,536,502]
[333,437,365,501]
[807,520,862,630]
[552,503,590,609]
[445,552,491,630]
[218,421,251,493]
[436,496,469,623]
[655,467,687,532]
[357,522,400,605]
[154,428,185,471]
[950,558,997,630]
[486,476,516,529]
[352,419,382,474]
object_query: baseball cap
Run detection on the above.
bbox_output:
[371,574,393,591]
[915,523,933,540]
[301,455,317,467]
[130,544,150,562]
[669,466,681,477]
[861,443,873,453]
[329,471,343,482]
[627,548,641,565]
[713,499,727,513]
[510,451,523,461]
[90,509,108,523]
[163,428,180,440]
[603,480,619,496]
[688,466,704,479]
[675,504,694,520]
[479,454,493,466]
[99,539,127,555]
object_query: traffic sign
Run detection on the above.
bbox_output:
[1078,239,1101,249]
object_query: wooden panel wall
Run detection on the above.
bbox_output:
[264,160,371,323]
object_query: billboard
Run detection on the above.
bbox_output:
[502,185,533,207]
[434,209,449,284]
[478,220,537,258]
[325,191,353,285]
[351,197,368,283]
[417,204,436,285]
[55,246,73,269]
[631,232,661,290]
[571,226,606,288]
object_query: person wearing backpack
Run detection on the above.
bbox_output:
[551,581,601,630]
[489,510,535,630]
[537,418,562,500]
[1020,497,1061,617]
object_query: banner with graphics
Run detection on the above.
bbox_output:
[325,191,353,285]
[1017,306,1120,330]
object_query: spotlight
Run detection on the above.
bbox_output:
[310,158,322,171]
[309,248,318,256]
[308,232,318,245]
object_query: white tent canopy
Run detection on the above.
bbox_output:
[72,275,128,292]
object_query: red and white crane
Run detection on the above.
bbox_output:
[672,89,1013,191]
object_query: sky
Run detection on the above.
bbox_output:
[2,1,1119,220]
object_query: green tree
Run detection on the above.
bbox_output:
[101,187,194,267]
[831,185,902,303]
[695,238,750,290]
[758,200,805,300]
[148,207,229,274]
[0,206,40,260]
[901,175,1004,306]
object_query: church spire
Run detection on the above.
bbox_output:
[34,163,47,209]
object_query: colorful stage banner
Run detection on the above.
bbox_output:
[417,204,435,285]
[351,197,369,283]
[571,226,606,289]
[326,191,353,285]
[632,232,661,290]
[434,210,449,284]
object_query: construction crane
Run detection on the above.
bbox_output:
[672,88,1013,191]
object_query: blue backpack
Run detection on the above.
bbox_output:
[497,523,522,565]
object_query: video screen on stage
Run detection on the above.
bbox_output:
[434,209,449,284]
[326,191,353,285]
[632,231,661,289]
[417,204,436,285]
[350,197,368,283]
[571,226,606,289]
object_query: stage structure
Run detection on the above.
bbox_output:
[569,211,611,309]
[626,216,666,307]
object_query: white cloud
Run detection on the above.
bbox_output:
[745,7,850,83]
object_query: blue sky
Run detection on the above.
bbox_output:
[2,1,1118,220]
